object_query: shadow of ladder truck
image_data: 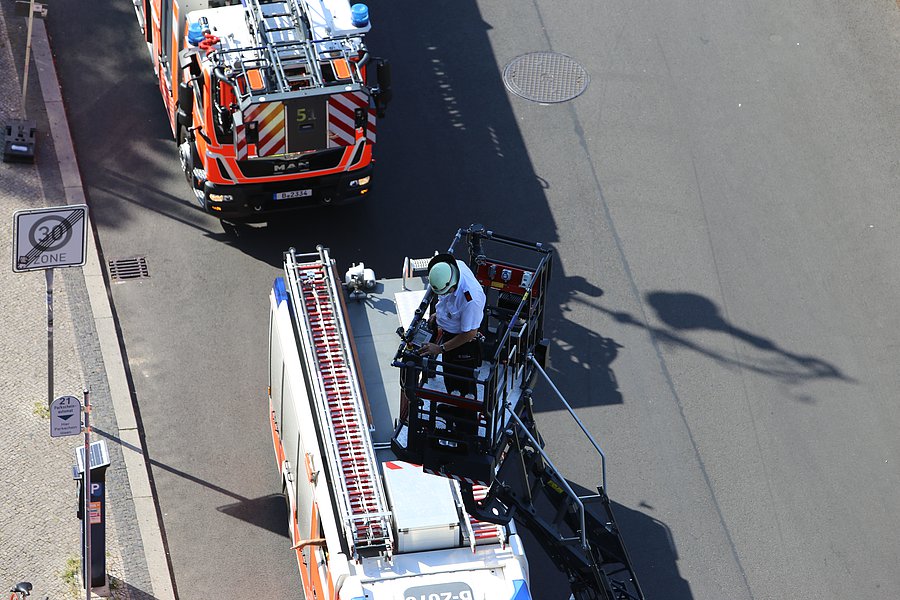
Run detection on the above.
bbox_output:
[391,225,646,600]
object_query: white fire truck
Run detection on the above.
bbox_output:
[267,226,644,599]
[133,0,390,220]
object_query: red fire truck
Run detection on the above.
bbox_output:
[133,0,390,220]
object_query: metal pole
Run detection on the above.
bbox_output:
[83,388,91,600]
[21,0,36,118]
[46,268,53,407]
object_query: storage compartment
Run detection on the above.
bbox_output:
[382,461,460,553]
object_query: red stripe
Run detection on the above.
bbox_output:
[334,92,368,109]
[331,116,355,135]
[330,94,368,116]
[330,119,356,139]
[329,100,358,121]
[245,105,264,121]
[234,124,247,159]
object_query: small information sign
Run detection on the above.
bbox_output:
[50,395,81,438]
[89,501,102,524]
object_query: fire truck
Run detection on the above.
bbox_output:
[267,226,644,599]
[132,0,390,220]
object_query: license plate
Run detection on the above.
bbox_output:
[274,189,312,200]
[404,582,474,600]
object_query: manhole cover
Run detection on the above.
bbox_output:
[108,257,149,281]
[503,52,589,103]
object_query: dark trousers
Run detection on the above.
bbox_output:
[440,332,481,396]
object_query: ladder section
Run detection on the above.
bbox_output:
[241,0,367,94]
[244,0,319,91]
[285,247,393,559]
[469,484,505,547]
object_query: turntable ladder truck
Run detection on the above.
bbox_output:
[133,0,391,220]
[267,247,531,600]
[391,225,646,600]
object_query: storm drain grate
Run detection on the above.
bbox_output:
[503,52,589,104]
[108,257,149,281]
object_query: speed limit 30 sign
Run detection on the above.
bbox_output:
[13,205,88,272]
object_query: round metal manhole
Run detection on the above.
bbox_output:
[503,52,589,104]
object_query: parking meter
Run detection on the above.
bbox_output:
[73,440,110,590]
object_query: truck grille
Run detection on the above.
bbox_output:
[236,148,345,178]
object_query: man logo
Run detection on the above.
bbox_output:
[273,161,310,173]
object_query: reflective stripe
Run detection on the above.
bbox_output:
[244,102,286,156]
[332,58,351,79]
[247,68,265,91]
[233,110,248,160]
[328,92,375,146]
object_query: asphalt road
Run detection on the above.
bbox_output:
[45,0,900,598]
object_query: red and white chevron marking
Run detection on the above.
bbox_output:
[328,91,376,147]
[244,101,286,157]
[233,110,248,160]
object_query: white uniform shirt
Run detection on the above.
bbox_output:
[435,260,486,334]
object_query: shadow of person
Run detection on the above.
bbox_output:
[646,292,727,332]
[531,272,626,409]
[560,274,606,301]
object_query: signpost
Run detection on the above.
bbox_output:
[71,392,111,597]
[13,204,88,407]
[13,207,92,598]
[13,0,47,118]
[3,1,46,163]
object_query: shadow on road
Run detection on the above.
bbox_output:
[216,494,289,539]
[107,576,158,600]
[539,272,626,409]
[519,479,692,600]
[40,0,701,595]
[93,427,290,538]
[612,499,694,600]
[556,288,854,391]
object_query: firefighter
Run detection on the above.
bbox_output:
[418,254,486,396]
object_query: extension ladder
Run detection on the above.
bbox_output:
[286,247,393,559]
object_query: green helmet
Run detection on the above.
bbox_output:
[428,260,459,296]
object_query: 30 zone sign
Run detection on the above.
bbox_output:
[13,205,89,272]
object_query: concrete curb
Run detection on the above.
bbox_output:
[30,19,177,600]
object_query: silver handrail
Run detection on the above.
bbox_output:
[527,354,607,494]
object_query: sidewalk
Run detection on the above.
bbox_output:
[1,6,173,600]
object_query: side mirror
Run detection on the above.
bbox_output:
[176,82,194,128]
[374,59,392,118]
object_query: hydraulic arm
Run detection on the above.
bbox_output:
[458,375,644,600]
